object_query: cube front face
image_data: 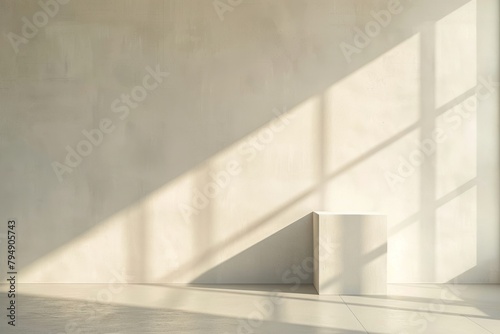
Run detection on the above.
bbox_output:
[313,213,387,295]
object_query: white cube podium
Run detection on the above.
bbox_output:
[313,212,387,295]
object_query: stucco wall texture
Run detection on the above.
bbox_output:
[0,0,498,284]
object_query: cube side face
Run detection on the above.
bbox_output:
[313,213,387,295]
[313,213,320,294]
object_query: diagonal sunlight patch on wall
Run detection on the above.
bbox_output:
[434,0,477,110]
[19,31,441,284]
[433,0,477,282]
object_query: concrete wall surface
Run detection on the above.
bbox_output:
[0,0,498,283]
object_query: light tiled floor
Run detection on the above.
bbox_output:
[0,284,499,333]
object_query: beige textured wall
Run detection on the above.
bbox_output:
[0,0,498,283]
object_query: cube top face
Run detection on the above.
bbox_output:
[313,211,385,216]
[313,212,387,295]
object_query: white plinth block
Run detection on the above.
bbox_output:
[313,212,387,295]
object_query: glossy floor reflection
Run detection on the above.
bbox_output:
[0,284,499,333]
